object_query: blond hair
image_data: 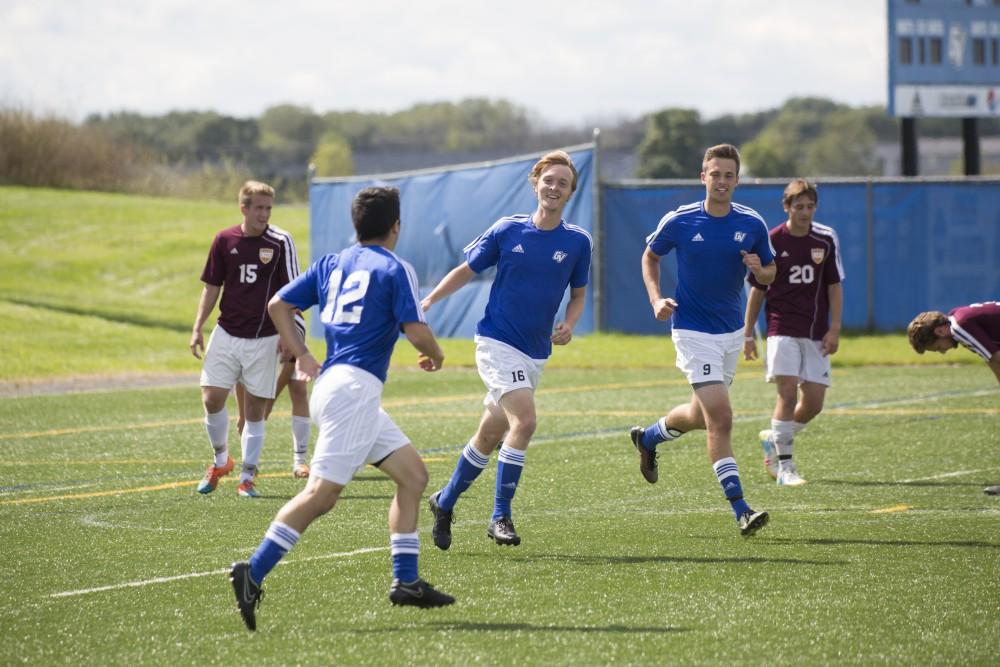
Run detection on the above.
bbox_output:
[529,150,578,193]
[239,181,275,207]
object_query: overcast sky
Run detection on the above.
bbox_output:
[0,0,887,126]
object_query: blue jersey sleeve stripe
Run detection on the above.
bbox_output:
[462,217,517,254]
[563,223,594,250]
[645,202,700,245]
[398,257,427,324]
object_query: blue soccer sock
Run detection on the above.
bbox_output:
[438,442,490,512]
[713,457,750,519]
[641,417,685,451]
[249,521,300,584]
[390,532,420,583]
[492,445,525,521]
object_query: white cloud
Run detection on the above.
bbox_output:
[0,0,887,123]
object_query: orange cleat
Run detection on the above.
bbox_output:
[237,480,260,498]
[196,456,234,494]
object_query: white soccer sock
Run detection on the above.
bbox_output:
[792,421,807,435]
[205,408,230,467]
[241,419,266,482]
[291,415,311,465]
[771,419,795,459]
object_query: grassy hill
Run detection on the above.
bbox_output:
[0,186,984,382]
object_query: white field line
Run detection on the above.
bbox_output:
[49,546,387,599]
[898,469,996,484]
[41,386,1000,598]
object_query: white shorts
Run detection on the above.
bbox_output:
[671,328,743,386]
[474,336,546,407]
[200,325,280,399]
[765,335,832,386]
[308,364,409,486]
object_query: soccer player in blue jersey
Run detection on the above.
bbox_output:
[422,150,593,549]
[229,187,455,632]
[628,144,776,536]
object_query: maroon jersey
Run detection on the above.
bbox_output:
[749,221,844,340]
[201,224,301,338]
[949,302,1000,361]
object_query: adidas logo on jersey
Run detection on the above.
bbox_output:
[230,248,239,255]
[781,251,790,257]
[512,244,525,253]
[692,233,704,242]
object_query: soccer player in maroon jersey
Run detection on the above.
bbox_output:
[743,179,844,487]
[908,301,1000,495]
[189,181,303,497]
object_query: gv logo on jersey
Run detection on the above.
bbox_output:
[552,251,568,263]
[811,248,825,264]
[259,248,274,264]
[733,231,746,242]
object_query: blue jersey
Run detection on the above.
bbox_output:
[465,215,592,359]
[647,201,774,334]
[276,244,424,383]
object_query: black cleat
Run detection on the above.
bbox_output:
[630,426,658,484]
[428,491,453,551]
[738,509,770,537]
[229,561,263,631]
[984,485,1000,496]
[389,578,456,608]
[487,516,521,546]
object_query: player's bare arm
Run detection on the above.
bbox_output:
[740,250,776,285]
[267,295,320,379]
[822,282,844,356]
[403,321,445,371]
[743,286,766,361]
[551,286,587,346]
[421,262,476,311]
[190,283,221,359]
[641,247,676,321]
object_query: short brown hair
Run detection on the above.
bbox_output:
[529,150,578,193]
[239,181,275,207]
[783,178,818,208]
[907,311,949,353]
[702,144,741,174]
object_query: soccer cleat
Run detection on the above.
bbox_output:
[759,430,778,480]
[196,456,234,494]
[237,480,260,498]
[984,485,1000,496]
[292,463,310,479]
[629,426,658,484]
[487,516,521,546]
[738,509,770,537]
[428,491,453,551]
[776,461,807,487]
[230,561,263,631]
[388,578,456,608]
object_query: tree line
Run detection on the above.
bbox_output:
[2,97,996,201]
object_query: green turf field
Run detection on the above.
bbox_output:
[2,364,998,665]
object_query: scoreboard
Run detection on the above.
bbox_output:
[888,0,1000,117]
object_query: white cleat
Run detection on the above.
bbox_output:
[759,430,778,480]
[776,461,807,487]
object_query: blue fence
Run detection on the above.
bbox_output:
[311,151,1000,337]
[603,178,1000,333]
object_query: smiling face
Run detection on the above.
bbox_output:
[534,164,574,214]
[701,157,739,213]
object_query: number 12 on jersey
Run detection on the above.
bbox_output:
[321,269,370,325]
